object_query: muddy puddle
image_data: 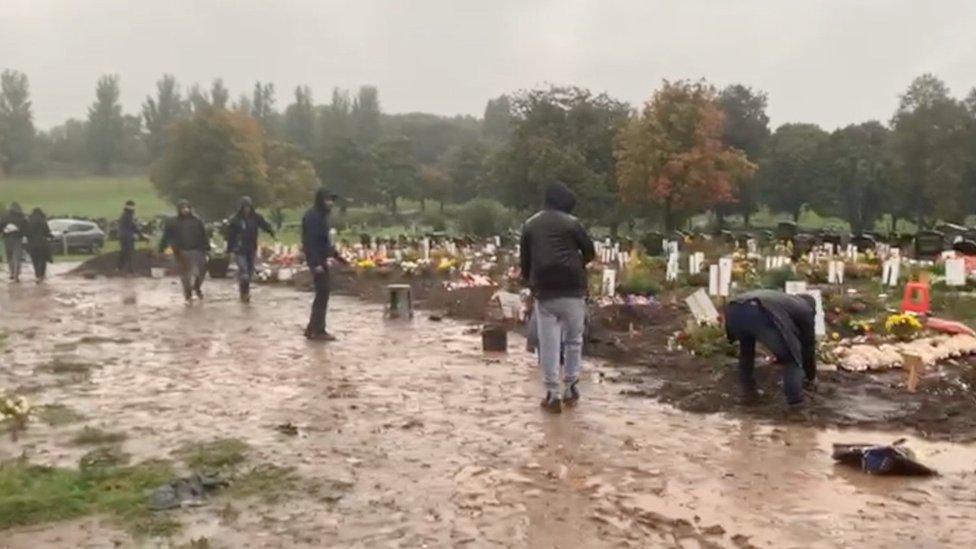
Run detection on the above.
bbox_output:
[2,269,976,547]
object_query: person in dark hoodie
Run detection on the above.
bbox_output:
[301,187,347,340]
[26,208,53,283]
[520,182,596,413]
[725,289,818,406]
[2,203,29,282]
[117,200,143,275]
[158,199,210,301]
[226,196,275,302]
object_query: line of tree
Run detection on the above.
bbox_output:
[3,69,976,232]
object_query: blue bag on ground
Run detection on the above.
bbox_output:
[832,438,938,476]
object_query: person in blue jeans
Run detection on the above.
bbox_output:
[725,290,817,406]
[520,182,595,413]
[225,196,275,303]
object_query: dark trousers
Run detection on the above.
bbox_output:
[307,269,331,334]
[235,250,255,296]
[726,302,805,404]
[118,238,135,273]
[29,247,47,280]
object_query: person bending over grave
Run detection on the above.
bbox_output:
[158,199,210,302]
[520,181,596,413]
[725,289,817,406]
[226,196,275,303]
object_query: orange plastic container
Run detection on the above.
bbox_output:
[901,281,931,315]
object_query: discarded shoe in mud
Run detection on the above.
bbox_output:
[149,473,229,510]
[832,439,938,476]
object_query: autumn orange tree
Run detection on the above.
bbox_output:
[615,80,755,231]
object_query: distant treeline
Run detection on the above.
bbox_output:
[2,71,976,233]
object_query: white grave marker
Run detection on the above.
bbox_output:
[709,265,720,296]
[785,280,808,295]
[601,269,617,296]
[666,252,680,281]
[718,257,733,297]
[685,288,720,325]
[946,258,966,287]
[882,258,900,287]
[828,260,845,284]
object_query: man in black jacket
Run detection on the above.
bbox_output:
[302,188,346,340]
[520,182,596,413]
[117,200,143,275]
[158,199,210,302]
[226,196,275,302]
[725,289,817,406]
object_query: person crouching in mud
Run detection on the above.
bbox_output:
[725,289,817,407]
[302,188,347,341]
[226,196,275,303]
[158,199,210,302]
[520,181,596,413]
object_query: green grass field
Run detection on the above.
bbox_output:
[0,176,168,219]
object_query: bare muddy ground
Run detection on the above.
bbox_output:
[2,270,976,547]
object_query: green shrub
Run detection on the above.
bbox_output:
[457,199,513,237]
[419,209,449,232]
[334,208,395,231]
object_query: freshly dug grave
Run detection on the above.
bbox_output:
[69,250,172,278]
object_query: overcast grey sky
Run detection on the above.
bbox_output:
[3,0,976,130]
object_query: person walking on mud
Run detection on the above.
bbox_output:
[520,182,595,413]
[725,289,817,407]
[158,199,210,302]
[2,203,29,283]
[226,196,275,303]
[25,208,53,283]
[302,188,346,340]
[117,200,143,276]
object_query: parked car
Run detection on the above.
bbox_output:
[48,219,106,254]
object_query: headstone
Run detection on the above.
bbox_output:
[882,258,901,287]
[914,230,946,258]
[666,252,680,281]
[689,252,704,275]
[718,257,733,297]
[601,269,617,297]
[945,258,966,287]
[785,280,808,295]
[685,288,720,325]
[828,260,845,284]
[747,239,758,255]
[708,265,720,296]
[802,289,826,338]
[422,238,430,261]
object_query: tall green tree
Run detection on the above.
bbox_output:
[315,137,375,208]
[0,69,35,174]
[250,81,278,134]
[283,85,315,153]
[717,84,770,226]
[142,74,188,160]
[616,80,755,232]
[87,75,125,173]
[820,121,890,233]
[373,135,419,214]
[419,164,451,211]
[151,109,268,219]
[445,140,488,203]
[483,95,513,142]
[758,123,830,222]
[890,74,971,226]
[351,85,381,146]
[210,79,230,110]
[491,85,630,229]
[264,140,319,229]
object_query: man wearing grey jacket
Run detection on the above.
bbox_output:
[520,182,595,413]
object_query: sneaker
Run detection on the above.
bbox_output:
[305,330,337,342]
[540,393,562,414]
[563,382,580,406]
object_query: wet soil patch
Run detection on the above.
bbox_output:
[69,250,171,278]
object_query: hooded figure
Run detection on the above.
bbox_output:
[26,208,52,282]
[301,187,346,340]
[158,199,210,301]
[519,182,596,413]
[117,200,142,275]
[226,196,275,302]
[2,202,29,282]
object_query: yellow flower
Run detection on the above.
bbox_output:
[356,259,377,270]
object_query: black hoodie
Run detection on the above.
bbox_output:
[158,200,210,253]
[519,182,596,300]
[226,196,275,254]
[301,188,338,269]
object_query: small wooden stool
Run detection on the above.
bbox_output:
[482,324,508,352]
[387,284,413,318]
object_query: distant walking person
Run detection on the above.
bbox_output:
[226,196,275,302]
[302,188,346,340]
[117,200,143,275]
[725,289,818,407]
[2,203,29,283]
[520,182,595,413]
[158,199,210,302]
[26,208,53,283]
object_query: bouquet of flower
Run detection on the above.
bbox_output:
[885,312,924,341]
[1,394,31,438]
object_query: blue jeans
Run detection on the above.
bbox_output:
[235,251,255,295]
[535,297,585,395]
[726,301,805,404]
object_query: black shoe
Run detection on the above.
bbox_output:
[240,292,250,303]
[540,393,562,414]
[305,329,336,342]
[740,388,763,407]
[184,290,193,302]
[563,382,580,407]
